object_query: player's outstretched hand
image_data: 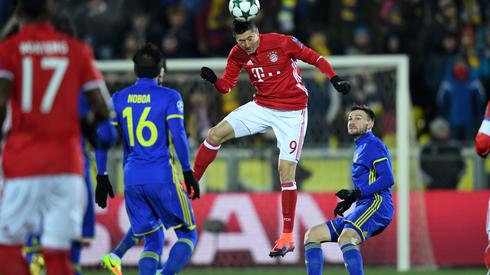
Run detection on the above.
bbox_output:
[330,75,350,95]
[335,189,361,201]
[334,200,354,217]
[183,170,200,200]
[95,174,115,208]
[200,67,217,84]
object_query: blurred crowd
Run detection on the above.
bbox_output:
[1,0,489,147]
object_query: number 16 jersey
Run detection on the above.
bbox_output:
[111,78,185,186]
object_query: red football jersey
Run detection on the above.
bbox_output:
[214,33,336,110]
[475,101,490,157]
[0,22,104,178]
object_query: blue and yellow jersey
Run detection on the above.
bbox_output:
[352,131,394,203]
[111,78,191,186]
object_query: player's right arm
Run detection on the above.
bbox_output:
[200,47,241,94]
[476,101,490,158]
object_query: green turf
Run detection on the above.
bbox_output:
[84,266,486,275]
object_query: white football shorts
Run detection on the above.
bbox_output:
[224,101,308,162]
[0,174,86,249]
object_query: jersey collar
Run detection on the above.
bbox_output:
[136,78,158,85]
[355,131,374,146]
[21,21,56,33]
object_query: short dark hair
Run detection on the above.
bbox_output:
[132,43,165,78]
[350,105,375,121]
[133,43,163,67]
[17,0,52,19]
[233,20,257,35]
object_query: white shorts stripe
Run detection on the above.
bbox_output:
[479,119,490,136]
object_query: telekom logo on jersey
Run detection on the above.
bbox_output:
[251,67,281,82]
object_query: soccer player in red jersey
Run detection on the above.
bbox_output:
[475,101,490,274]
[196,20,350,257]
[0,0,112,274]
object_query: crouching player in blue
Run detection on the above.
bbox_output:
[304,105,394,275]
[95,43,200,275]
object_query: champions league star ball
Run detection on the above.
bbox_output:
[229,0,260,22]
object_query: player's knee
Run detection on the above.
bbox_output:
[207,127,224,144]
[304,226,324,244]
[176,228,198,249]
[338,231,361,246]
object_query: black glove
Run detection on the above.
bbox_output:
[336,189,362,201]
[95,174,115,208]
[334,200,355,217]
[183,170,200,200]
[200,67,217,84]
[330,75,350,95]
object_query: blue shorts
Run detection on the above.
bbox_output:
[327,194,393,242]
[124,182,195,236]
[82,170,95,239]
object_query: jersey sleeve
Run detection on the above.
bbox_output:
[79,43,105,92]
[166,91,192,171]
[476,101,490,157]
[359,142,394,197]
[214,47,242,94]
[284,35,336,79]
[0,42,14,81]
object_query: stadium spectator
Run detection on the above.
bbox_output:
[304,105,394,275]
[420,117,465,189]
[0,0,112,274]
[345,26,374,55]
[437,55,486,141]
[160,4,198,57]
[95,43,200,275]
[195,20,350,258]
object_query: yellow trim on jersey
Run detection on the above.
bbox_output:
[111,121,118,125]
[329,220,340,237]
[166,114,184,120]
[354,193,382,228]
[176,185,194,227]
[372,157,388,167]
[133,224,163,237]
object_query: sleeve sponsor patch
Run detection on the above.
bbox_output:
[177,100,184,113]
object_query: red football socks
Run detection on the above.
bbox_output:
[193,139,221,181]
[0,245,30,275]
[44,248,74,275]
[281,182,298,234]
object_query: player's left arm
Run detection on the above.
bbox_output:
[359,144,395,197]
[285,35,350,94]
[167,92,200,199]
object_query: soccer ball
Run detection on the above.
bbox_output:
[229,0,260,22]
